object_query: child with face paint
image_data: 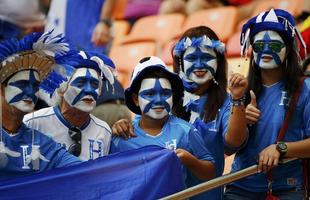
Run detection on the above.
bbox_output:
[224,9,310,200]
[24,51,115,161]
[0,32,81,180]
[110,56,216,190]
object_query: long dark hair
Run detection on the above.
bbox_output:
[246,37,303,105]
[172,26,227,122]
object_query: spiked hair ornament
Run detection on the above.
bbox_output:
[240,8,307,57]
[173,35,225,58]
[0,30,70,95]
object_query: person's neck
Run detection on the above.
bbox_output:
[261,67,283,86]
[139,115,168,136]
[193,80,211,96]
[2,102,24,135]
[60,100,90,128]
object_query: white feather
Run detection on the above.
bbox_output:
[33,31,69,57]
[91,56,115,86]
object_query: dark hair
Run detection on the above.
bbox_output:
[246,37,303,105]
[172,26,227,122]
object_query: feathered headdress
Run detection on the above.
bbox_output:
[0,30,70,95]
[240,8,307,57]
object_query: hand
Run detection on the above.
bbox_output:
[245,90,260,125]
[112,119,136,139]
[91,22,112,46]
[228,73,248,99]
[258,144,280,173]
[175,148,195,167]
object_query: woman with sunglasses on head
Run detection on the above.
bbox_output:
[224,9,310,200]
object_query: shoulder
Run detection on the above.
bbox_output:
[167,115,197,132]
[23,107,55,123]
[89,114,112,133]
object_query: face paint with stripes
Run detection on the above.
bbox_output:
[138,78,172,119]
[64,68,100,112]
[4,70,40,113]
[253,30,286,69]
[183,46,217,84]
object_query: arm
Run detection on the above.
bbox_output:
[225,73,248,148]
[112,119,136,139]
[91,0,116,46]
[175,149,215,180]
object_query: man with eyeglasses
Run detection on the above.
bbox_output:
[0,32,81,180]
[24,51,115,161]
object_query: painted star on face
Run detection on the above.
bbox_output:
[183,47,216,77]
[8,70,39,104]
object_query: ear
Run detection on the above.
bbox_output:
[132,93,139,106]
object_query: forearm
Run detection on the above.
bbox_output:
[225,106,248,148]
[285,138,310,158]
[99,0,115,20]
[185,157,215,180]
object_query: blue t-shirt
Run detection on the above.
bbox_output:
[231,78,310,192]
[0,124,81,180]
[110,115,215,193]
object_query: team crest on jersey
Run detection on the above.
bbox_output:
[88,139,103,160]
[21,145,49,170]
[279,91,290,106]
[165,139,177,151]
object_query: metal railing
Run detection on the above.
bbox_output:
[160,158,298,200]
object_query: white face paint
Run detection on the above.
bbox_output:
[183,46,217,84]
[138,78,173,119]
[4,70,40,113]
[253,30,286,69]
[64,68,101,113]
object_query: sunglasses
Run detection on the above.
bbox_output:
[68,126,82,157]
[252,41,285,53]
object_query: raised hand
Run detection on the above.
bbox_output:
[228,73,248,100]
[112,119,136,140]
[245,90,261,125]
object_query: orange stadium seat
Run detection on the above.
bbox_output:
[251,0,303,17]
[120,14,186,47]
[112,0,128,20]
[109,42,157,88]
[225,31,241,58]
[112,20,131,46]
[183,6,239,42]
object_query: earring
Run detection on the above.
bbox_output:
[212,77,219,85]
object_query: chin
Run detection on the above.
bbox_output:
[13,102,35,114]
[75,103,96,113]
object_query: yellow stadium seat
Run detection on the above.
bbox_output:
[109,42,157,88]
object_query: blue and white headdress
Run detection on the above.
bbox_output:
[0,30,71,95]
[241,8,307,57]
[173,35,225,58]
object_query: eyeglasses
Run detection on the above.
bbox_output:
[68,126,82,157]
[252,41,285,53]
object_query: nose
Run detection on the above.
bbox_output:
[84,81,93,93]
[154,93,163,104]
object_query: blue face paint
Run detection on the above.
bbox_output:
[139,78,172,115]
[70,68,100,105]
[254,31,285,66]
[183,47,216,77]
[8,70,39,104]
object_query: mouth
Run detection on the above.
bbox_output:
[151,106,165,113]
[193,70,207,77]
[82,97,95,104]
[261,55,273,62]
[22,99,33,104]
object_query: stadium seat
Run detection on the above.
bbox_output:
[225,31,241,58]
[183,6,239,42]
[160,40,177,66]
[120,14,186,47]
[109,42,157,88]
[251,0,303,17]
[112,0,128,20]
[112,20,131,46]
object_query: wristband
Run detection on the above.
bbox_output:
[230,95,246,106]
[100,18,113,27]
